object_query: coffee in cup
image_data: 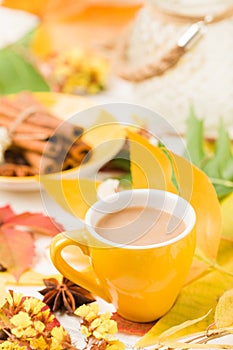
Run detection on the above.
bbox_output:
[50,189,196,322]
[95,206,186,246]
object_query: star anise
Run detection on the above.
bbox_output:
[0,263,7,272]
[39,277,95,314]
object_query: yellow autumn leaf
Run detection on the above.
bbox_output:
[221,192,233,241]
[136,239,233,348]
[126,130,177,193]
[127,130,222,282]
[1,0,49,16]
[107,340,125,350]
[158,310,211,342]
[82,110,127,150]
[20,270,62,285]
[161,341,233,349]
[34,91,94,118]
[39,177,101,220]
[0,278,6,307]
[39,110,126,220]
[215,288,233,328]
[2,0,142,57]
[173,154,223,282]
[1,270,61,286]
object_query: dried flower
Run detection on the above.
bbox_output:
[75,302,125,350]
[39,277,95,314]
[0,290,72,349]
[0,340,27,349]
[40,48,109,95]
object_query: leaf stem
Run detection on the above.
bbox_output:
[199,155,212,169]
[210,177,233,189]
[194,254,233,277]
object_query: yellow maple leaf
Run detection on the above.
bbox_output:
[221,192,233,241]
[215,288,233,328]
[2,0,142,57]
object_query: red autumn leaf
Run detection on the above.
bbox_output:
[0,226,35,281]
[0,205,15,224]
[111,313,156,336]
[0,205,64,280]
[4,212,63,236]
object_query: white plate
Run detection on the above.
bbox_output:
[0,93,126,191]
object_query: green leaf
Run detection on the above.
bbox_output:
[0,46,50,94]
[186,108,205,167]
[210,178,233,199]
[118,173,132,189]
[105,148,131,172]
[185,111,233,199]
[203,121,233,199]
[158,142,180,194]
[13,29,36,50]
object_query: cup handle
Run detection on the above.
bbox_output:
[50,232,111,302]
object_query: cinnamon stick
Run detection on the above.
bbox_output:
[0,163,36,176]
[13,135,64,158]
[12,138,46,155]
[24,151,62,174]
[0,100,19,117]
[11,91,49,110]
[69,140,91,163]
[62,156,80,170]
[0,115,53,138]
[0,92,92,176]
[0,93,84,139]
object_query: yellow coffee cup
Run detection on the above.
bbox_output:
[50,189,196,322]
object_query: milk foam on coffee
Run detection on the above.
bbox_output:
[95,206,186,246]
